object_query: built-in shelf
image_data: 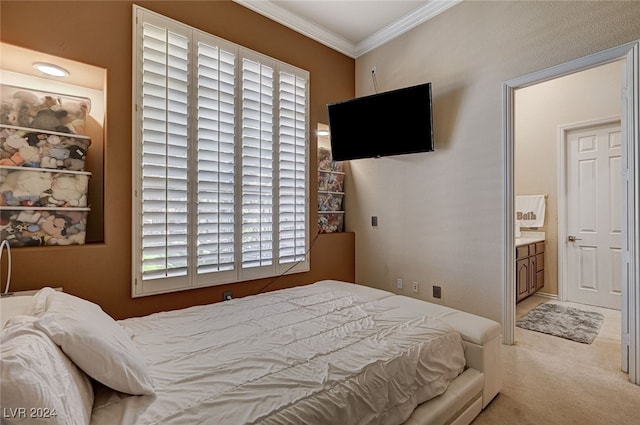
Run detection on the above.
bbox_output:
[317,124,345,234]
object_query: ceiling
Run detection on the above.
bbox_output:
[233,0,461,58]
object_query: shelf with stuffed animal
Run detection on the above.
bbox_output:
[0,165,92,247]
[0,83,94,247]
[318,211,344,234]
[317,146,345,233]
[0,206,89,247]
[0,84,92,172]
[0,166,91,208]
[0,125,91,171]
[0,85,90,136]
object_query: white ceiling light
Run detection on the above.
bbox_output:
[33,62,69,77]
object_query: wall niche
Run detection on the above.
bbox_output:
[0,43,106,244]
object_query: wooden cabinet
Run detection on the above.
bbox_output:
[516,241,545,302]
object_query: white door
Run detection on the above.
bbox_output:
[566,122,622,310]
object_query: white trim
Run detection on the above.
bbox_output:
[501,81,516,346]
[232,0,460,58]
[556,116,621,305]
[503,41,640,385]
[627,41,640,384]
[354,0,462,58]
[531,291,559,300]
[132,6,141,298]
[233,0,354,57]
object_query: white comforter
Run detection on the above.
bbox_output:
[90,281,465,425]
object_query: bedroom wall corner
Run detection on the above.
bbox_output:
[0,0,355,319]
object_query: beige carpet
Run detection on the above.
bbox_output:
[472,296,640,425]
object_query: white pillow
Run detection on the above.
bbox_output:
[1,295,35,328]
[34,291,155,396]
[29,286,57,315]
[0,315,94,425]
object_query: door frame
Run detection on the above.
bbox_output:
[558,117,621,304]
[502,40,640,385]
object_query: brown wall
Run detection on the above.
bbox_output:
[0,1,355,319]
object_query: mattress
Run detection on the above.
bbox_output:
[90,281,466,425]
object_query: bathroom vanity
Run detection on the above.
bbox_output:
[516,232,545,302]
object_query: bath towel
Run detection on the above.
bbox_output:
[516,195,545,228]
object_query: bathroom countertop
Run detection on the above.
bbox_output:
[515,231,545,247]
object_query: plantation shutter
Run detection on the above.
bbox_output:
[196,40,236,279]
[278,71,308,265]
[241,57,274,270]
[133,6,309,296]
[139,21,190,283]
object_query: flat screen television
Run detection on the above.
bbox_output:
[327,82,434,161]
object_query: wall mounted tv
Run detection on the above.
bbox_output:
[327,82,434,161]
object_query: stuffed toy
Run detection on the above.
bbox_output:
[15,210,42,224]
[40,95,60,109]
[14,213,68,246]
[18,145,41,167]
[16,104,33,128]
[68,145,86,160]
[51,231,85,246]
[0,169,51,204]
[0,208,86,247]
[40,214,68,239]
[48,145,70,161]
[40,156,59,169]
[47,134,61,145]
[63,158,85,171]
[51,174,89,207]
[5,134,27,150]
[62,209,87,225]
[0,103,19,126]
[30,109,68,132]
[12,90,39,109]
[0,152,24,166]
[25,132,41,146]
[54,100,89,135]
[1,91,40,128]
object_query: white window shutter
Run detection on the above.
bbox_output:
[241,57,274,270]
[139,21,190,283]
[196,41,237,278]
[133,6,309,296]
[278,71,308,265]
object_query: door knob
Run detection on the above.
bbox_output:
[568,235,582,242]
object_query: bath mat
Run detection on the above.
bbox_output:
[516,303,604,344]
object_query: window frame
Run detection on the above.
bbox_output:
[132,6,309,297]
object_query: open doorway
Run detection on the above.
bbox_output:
[502,41,640,385]
[513,60,624,376]
[514,61,623,309]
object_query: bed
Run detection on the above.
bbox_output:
[0,280,501,425]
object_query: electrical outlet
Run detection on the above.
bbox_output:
[433,285,442,299]
[371,216,378,227]
[396,278,403,290]
[223,291,233,301]
[412,282,419,293]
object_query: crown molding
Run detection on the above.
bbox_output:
[355,0,462,57]
[233,0,460,59]
[233,0,356,57]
